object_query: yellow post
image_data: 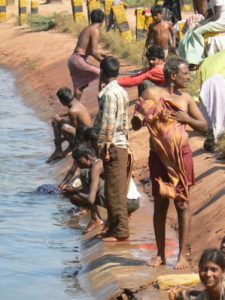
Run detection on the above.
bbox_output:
[144,14,153,30]
[87,0,101,23]
[178,20,185,41]
[71,0,84,23]
[0,0,7,23]
[135,7,145,40]
[31,0,38,14]
[104,0,113,30]
[18,0,27,25]
[112,3,132,41]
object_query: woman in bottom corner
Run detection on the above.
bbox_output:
[171,248,225,300]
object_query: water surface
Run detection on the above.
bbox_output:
[0,68,91,300]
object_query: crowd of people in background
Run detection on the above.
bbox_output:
[43,1,225,296]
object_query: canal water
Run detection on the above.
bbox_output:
[0,68,91,299]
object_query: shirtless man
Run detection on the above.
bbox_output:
[47,87,92,163]
[143,5,175,59]
[140,57,207,269]
[68,9,107,100]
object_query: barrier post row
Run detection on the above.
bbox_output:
[18,0,27,25]
[112,3,132,41]
[71,0,84,22]
[0,0,7,23]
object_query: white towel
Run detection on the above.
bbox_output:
[200,74,225,140]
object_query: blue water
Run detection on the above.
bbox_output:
[0,68,91,299]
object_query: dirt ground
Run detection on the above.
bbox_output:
[1,0,225,275]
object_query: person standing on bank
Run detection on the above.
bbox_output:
[134,57,207,268]
[94,56,129,242]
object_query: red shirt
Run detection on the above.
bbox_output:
[117,63,165,87]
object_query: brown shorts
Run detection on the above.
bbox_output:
[149,144,194,197]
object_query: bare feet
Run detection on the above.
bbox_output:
[83,219,104,234]
[102,236,128,242]
[147,256,166,267]
[79,207,88,216]
[175,255,190,269]
[46,150,64,163]
[62,145,72,157]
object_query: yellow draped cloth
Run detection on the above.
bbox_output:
[135,97,189,207]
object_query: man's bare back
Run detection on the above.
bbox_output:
[74,24,100,59]
[69,100,92,128]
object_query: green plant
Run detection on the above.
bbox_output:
[26,58,38,71]
[126,0,154,8]
[100,29,145,67]
[216,132,225,158]
[27,14,56,31]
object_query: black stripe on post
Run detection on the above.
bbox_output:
[31,7,38,13]
[72,5,82,13]
[19,7,27,13]
[0,6,6,12]
[119,21,129,32]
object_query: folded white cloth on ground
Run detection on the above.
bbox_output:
[200,74,225,140]
[127,178,140,200]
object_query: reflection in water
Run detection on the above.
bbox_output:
[0,68,92,299]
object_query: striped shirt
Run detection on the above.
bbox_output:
[94,80,129,151]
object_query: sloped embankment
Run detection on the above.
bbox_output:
[1,23,225,299]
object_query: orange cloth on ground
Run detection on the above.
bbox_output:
[135,97,189,206]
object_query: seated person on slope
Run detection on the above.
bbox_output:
[47,87,92,163]
[61,143,140,234]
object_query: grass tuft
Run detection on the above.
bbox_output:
[100,29,144,67]
[27,14,56,31]
[126,0,154,8]
[216,132,225,157]
[53,12,88,34]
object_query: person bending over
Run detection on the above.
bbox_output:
[68,9,108,100]
[61,143,140,234]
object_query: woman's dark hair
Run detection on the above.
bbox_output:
[90,9,105,24]
[146,45,165,61]
[56,87,73,103]
[163,57,188,80]
[100,56,120,78]
[72,143,96,161]
[199,248,225,272]
[151,5,163,16]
